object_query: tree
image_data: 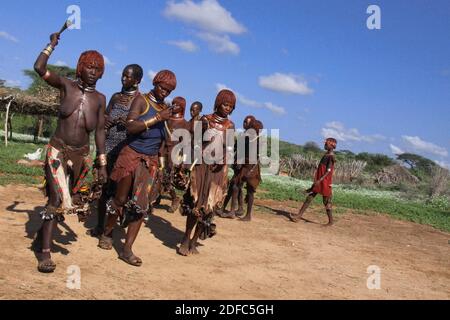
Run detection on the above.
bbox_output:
[355,152,395,173]
[397,153,437,181]
[338,149,355,156]
[23,64,76,104]
[397,153,436,171]
[303,141,321,153]
[22,65,76,141]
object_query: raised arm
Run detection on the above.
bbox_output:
[34,33,65,89]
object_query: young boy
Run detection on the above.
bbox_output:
[290,138,337,226]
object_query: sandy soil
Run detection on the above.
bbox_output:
[0,184,448,300]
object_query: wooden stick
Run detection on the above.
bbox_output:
[4,96,13,147]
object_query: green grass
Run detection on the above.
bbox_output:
[0,141,45,185]
[258,175,450,232]
[1,142,449,232]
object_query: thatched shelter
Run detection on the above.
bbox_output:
[0,87,59,145]
[0,87,58,116]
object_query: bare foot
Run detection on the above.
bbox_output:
[323,221,334,227]
[240,215,251,222]
[235,208,244,217]
[87,226,104,238]
[168,198,180,213]
[189,243,200,255]
[178,239,190,256]
[37,251,56,273]
[222,211,236,219]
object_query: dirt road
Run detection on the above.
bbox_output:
[0,184,448,299]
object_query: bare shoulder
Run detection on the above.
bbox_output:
[62,77,77,89]
[131,94,147,111]
[133,93,146,105]
[96,91,106,104]
[108,92,120,103]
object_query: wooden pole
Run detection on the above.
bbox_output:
[38,117,44,139]
[8,113,13,140]
[3,96,13,147]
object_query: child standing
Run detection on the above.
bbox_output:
[290,138,337,226]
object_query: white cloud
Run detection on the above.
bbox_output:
[321,121,386,143]
[402,135,448,157]
[258,73,314,95]
[435,160,450,170]
[5,79,21,87]
[164,0,246,34]
[148,70,157,81]
[0,31,18,43]
[263,102,286,115]
[103,56,115,66]
[215,83,286,116]
[238,95,260,108]
[54,60,68,67]
[197,32,239,55]
[390,144,404,155]
[167,40,198,52]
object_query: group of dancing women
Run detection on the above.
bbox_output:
[32,32,336,273]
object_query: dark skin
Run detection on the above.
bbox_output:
[157,101,186,212]
[92,67,141,237]
[33,33,106,270]
[238,117,258,222]
[105,67,141,130]
[190,103,202,120]
[101,83,173,264]
[290,140,335,226]
[178,102,235,256]
[223,116,258,221]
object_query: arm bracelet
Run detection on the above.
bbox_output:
[97,154,107,167]
[42,44,54,57]
[143,113,162,129]
[159,156,166,170]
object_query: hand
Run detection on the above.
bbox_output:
[104,115,114,130]
[49,33,60,48]
[117,116,127,127]
[117,116,127,126]
[158,107,172,121]
[313,180,320,188]
[97,166,107,184]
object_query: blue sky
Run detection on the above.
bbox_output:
[1,0,449,167]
